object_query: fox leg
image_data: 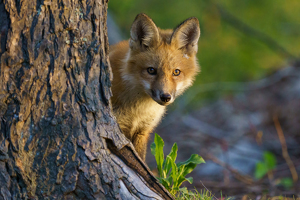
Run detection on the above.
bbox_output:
[132,131,150,161]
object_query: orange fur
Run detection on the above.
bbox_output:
[109,14,200,160]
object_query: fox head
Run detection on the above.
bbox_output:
[123,13,200,106]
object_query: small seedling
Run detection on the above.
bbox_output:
[255,151,276,179]
[151,133,205,196]
[255,151,294,190]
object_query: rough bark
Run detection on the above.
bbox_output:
[0,0,173,199]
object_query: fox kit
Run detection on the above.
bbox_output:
[109,13,200,160]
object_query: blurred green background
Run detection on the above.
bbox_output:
[108,0,299,92]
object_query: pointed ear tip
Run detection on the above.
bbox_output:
[187,17,200,34]
[187,17,200,25]
[131,13,149,33]
[134,13,151,21]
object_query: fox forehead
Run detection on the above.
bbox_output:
[156,45,194,71]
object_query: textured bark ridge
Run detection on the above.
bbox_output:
[0,0,173,199]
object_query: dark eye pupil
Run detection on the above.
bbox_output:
[173,69,181,76]
[147,67,156,75]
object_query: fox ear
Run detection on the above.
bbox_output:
[171,17,200,54]
[129,13,159,50]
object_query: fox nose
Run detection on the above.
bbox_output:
[160,93,171,102]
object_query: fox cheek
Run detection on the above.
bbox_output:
[142,80,151,90]
[176,82,184,93]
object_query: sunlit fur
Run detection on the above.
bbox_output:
[109,14,200,160]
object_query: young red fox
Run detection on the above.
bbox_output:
[109,13,200,160]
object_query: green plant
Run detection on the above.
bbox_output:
[151,133,205,196]
[255,151,295,192]
[174,188,216,200]
[255,151,277,179]
[279,177,293,190]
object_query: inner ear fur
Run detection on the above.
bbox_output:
[129,13,159,50]
[171,17,200,55]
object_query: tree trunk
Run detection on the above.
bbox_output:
[0,0,173,199]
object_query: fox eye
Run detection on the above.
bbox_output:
[173,69,181,76]
[147,67,157,75]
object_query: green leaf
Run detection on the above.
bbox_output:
[179,187,188,195]
[185,177,193,184]
[168,143,178,161]
[177,154,205,178]
[176,176,193,188]
[150,142,156,156]
[166,176,173,186]
[263,151,276,170]
[279,177,293,189]
[153,133,165,177]
[176,172,191,188]
[177,154,205,168]
[162,170,166,179]
[179,187,196,196]
[158,177,171,189]
[170,155,178,188]
[255,162,268,179]
[163,143,178,176]
[174,154,204,188]
[163,155,172,178]
[176,165,187,188]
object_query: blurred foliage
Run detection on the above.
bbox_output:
[255,151,295,191]
[279,177,293,190]
[255,151,276,179]
[108,0,300,103]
